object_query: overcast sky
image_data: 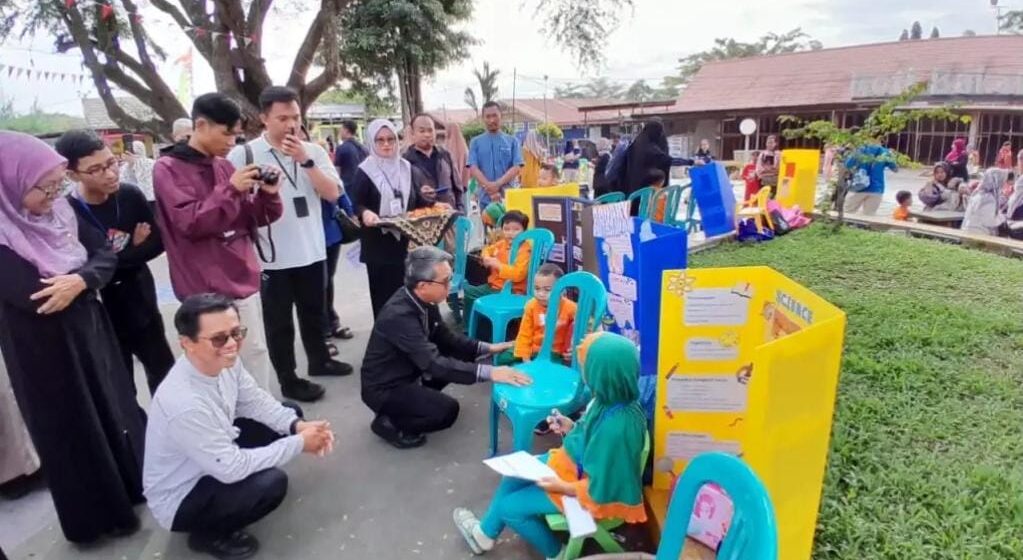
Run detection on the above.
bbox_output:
[0,0,1006,116]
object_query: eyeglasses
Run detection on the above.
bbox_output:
[426,276,452,287]
[31,181,63,199]
[200,326,248,348]
[77,159,119,176]
[375,136,397,146]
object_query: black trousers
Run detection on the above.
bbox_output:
[325,242,342,332]
[171,406,301,537]
[117,316,175,395]
[261,260,330,384]
[366,261,405,319]
[378,378,460,435]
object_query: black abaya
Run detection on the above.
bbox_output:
[0,224,145,543]
[618,121,673,195]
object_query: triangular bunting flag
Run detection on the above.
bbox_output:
[65,0,75,8]
[6,66,13,77]
[100,3,114,20]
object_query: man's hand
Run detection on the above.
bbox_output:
[131,223,152,246]
[487,341,514,355]
[491,367,532,387]
[30,274,87,315]
[361,209,380,227]
[420,184,437,202]
[537,477,575,495]
[230,164,261,193]
[282,132,310,164]
[300,427,333,455]
[482,256,500,270]
[295,420,331,434]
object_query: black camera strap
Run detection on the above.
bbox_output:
[244,143,276,263]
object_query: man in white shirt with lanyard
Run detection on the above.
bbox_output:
[227,86,352,404]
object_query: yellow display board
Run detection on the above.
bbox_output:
[776,149,820,212]
[504,183,580,226]
[654,266,846,560]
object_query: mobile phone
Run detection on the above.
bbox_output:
[122,133,134,154]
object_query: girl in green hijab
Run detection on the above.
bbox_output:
[454,333,648,559]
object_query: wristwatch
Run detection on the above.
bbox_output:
[300,158,316,169]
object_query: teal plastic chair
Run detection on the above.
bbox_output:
[677,185,702,234]
[443,216,473,321]
[627,186,656,219]
[546,433,650,560]
[468,228,555,343]
[651,185,685,225]
[489,271,607,455]
[595,191,626,204]
[657,452,778,560]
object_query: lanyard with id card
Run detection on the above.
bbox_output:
[376,161,405,216]
[270,149,310,218]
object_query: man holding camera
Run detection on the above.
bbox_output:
[154,93,282,394]
[226,86,352,404]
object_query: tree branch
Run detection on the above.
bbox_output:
[246,0,273,33]
[151,0,214,62]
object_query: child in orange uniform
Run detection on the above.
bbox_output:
[647,168,668,222]
[496,264,577,366]
[893,190,912,221]
[463,210,532,331]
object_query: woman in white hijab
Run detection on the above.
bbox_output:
[348,119,422,317]
[962,169,1008,237]
[119,140,156,203]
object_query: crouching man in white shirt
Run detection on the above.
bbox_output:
[144,293,334,560]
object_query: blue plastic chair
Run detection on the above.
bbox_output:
[442,216,473,322]
[595,191,626,204]
[489,271,607,455]
[656,452,778,560]
[467,228,555,344]
[627,186,656,219]
[546,433,650,560]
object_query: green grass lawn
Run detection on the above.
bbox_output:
[690,225,1023,559]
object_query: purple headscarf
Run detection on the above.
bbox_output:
[0,131,87,277]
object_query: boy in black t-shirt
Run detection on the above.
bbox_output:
[56,129,175,395]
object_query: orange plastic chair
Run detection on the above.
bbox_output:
[735,186,775,234]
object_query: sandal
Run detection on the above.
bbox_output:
[330,326,354,340]
[452,507,484,555]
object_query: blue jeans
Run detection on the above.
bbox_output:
[480,456,561,558]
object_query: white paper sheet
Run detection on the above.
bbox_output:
[666,432,742,461]
[592,201,633,238]
[482,451,557,481]
[601,235,634,275]
[608,273,638,301]
[562,497,598,538]
[537,202,563,222]
[666,375,748,413]
[549,243,566,263]
[684,288,750,326]
[607,293,636,329]
[684,338,740,361]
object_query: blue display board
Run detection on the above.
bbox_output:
[593,212,687,418]
[690,162,737,237]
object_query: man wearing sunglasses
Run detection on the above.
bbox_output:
[360,246,532,449]
[144,293,334,560]
[56,129,175,396]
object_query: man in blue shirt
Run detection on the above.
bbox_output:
[843,142,898,216]
[333,119,368,189]
[468,101,523,206]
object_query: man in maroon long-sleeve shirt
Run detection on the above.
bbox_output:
[153,93,315,400]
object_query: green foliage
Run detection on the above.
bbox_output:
[530,0,633,68]
[464,62,499,115]
[339,0,475,103]
[535,121,563,141]
[554,77,676,102]
[780,82,969,217]
[692,225,1023,559]
[316,88,396,117]
[1001,10,1023,32]
[663,27,822,92]
[0,105,86,135]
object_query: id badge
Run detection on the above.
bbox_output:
[389,198,403,216]
[293,196,310,218]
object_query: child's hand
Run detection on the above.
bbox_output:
[482,256,500,269]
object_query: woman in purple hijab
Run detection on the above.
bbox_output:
[0,131,145,543]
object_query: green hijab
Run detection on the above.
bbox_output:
[563,333,647,509]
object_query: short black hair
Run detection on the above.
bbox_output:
[174,293,238,340]
[411,113,437,128]
[192,93,243,128]
[482,101,501,113]
[500,209,529,229]
[54,129,106,171]
[341,120,358,135]
[536,263,564,279]
[896,190,912,204]
[645,168,667,187]
[259,86,299,114]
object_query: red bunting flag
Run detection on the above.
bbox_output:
[100,3,114,20]
[131,13,143,24]
[65,0,76,8]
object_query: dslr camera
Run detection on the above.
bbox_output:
[255,166,280,186]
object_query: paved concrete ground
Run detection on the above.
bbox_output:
[1,247,652,560]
